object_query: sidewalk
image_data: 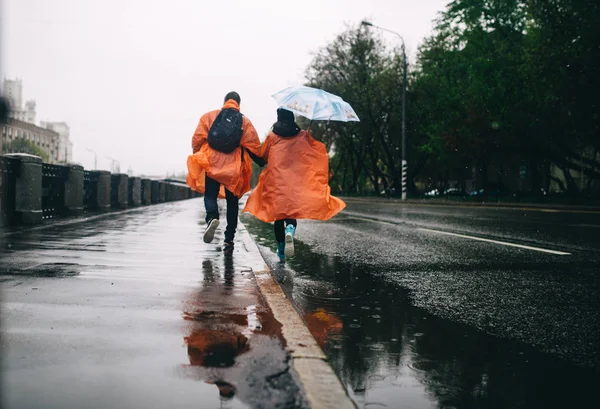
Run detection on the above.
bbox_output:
[0,199,353,409]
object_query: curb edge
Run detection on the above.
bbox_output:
[238,221,357,409]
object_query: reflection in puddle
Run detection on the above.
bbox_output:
[183,326,248,405]
[304,308,343,349]
[182,257,254,404]
[6,262,81,277]
[243,215,600,409]
[181,254,306,409]
[209,380,237,403]
[185,329,250,368]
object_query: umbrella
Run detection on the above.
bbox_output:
[271,85,360,122]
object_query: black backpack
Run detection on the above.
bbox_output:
[207,108,244,153]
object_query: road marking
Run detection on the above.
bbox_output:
[417,228,571,255]
[343,213,398,226]
[343,214,572,256]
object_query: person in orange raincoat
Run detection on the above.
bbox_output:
[243,108,345,260]
[187,92,265,254]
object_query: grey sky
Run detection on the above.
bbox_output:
[2,0,448,176]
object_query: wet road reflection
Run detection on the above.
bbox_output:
[243,214,600,409]
[180,255,306,409]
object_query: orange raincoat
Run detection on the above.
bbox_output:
[186,100,262,198]
[243,130,346,222]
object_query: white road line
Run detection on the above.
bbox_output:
[343,213,397,226]
[343,214,572,256]
[418,228,571,256]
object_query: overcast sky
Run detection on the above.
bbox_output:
[2,0,448,176]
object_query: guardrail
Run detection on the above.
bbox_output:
[0,153,200,227]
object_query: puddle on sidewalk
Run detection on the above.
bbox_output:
[180,255,308,409]
[1,262,82,277]
[242,215,600,409]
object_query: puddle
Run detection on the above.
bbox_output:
[180,250,307,409]
[298,285,360,304]
[4,262,81,277]
[185,328,250,368]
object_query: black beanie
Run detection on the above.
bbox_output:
[277,108,295,122]
[273,108,300,137]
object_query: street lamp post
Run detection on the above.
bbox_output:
[362,21,408,200]
[106,156,120,174]
[86,148,97,170]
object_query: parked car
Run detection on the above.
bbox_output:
[470,184,512,197]
[443,188,468,197]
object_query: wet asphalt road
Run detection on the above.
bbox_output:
[1,200,308,409]
[242,198,600,409]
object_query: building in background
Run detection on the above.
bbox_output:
[1,118,60,163]
[3,78,37,124]
[22,100,37,124]
[41,121,72,163]
[1,78,72,163]
[3,78,23,112]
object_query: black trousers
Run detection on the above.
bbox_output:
[204,175,238,243]
[274,219,297,244]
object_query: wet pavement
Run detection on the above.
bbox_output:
[1,199,308,409]
[241,199,600,409]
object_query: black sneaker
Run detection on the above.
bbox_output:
[223,241,234,255]
[203,219,220,243]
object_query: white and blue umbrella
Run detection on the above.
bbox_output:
[271,86,360,122]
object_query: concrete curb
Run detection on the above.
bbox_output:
[238,222,357,409]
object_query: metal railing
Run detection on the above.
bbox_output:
[83,170,98,213]
[110,174,122,208]
[1,154,202,226]
[140,179,147,204]
[42,163,69,220]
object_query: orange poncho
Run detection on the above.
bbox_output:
[243,130,345,222]
[186,100,262,199]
